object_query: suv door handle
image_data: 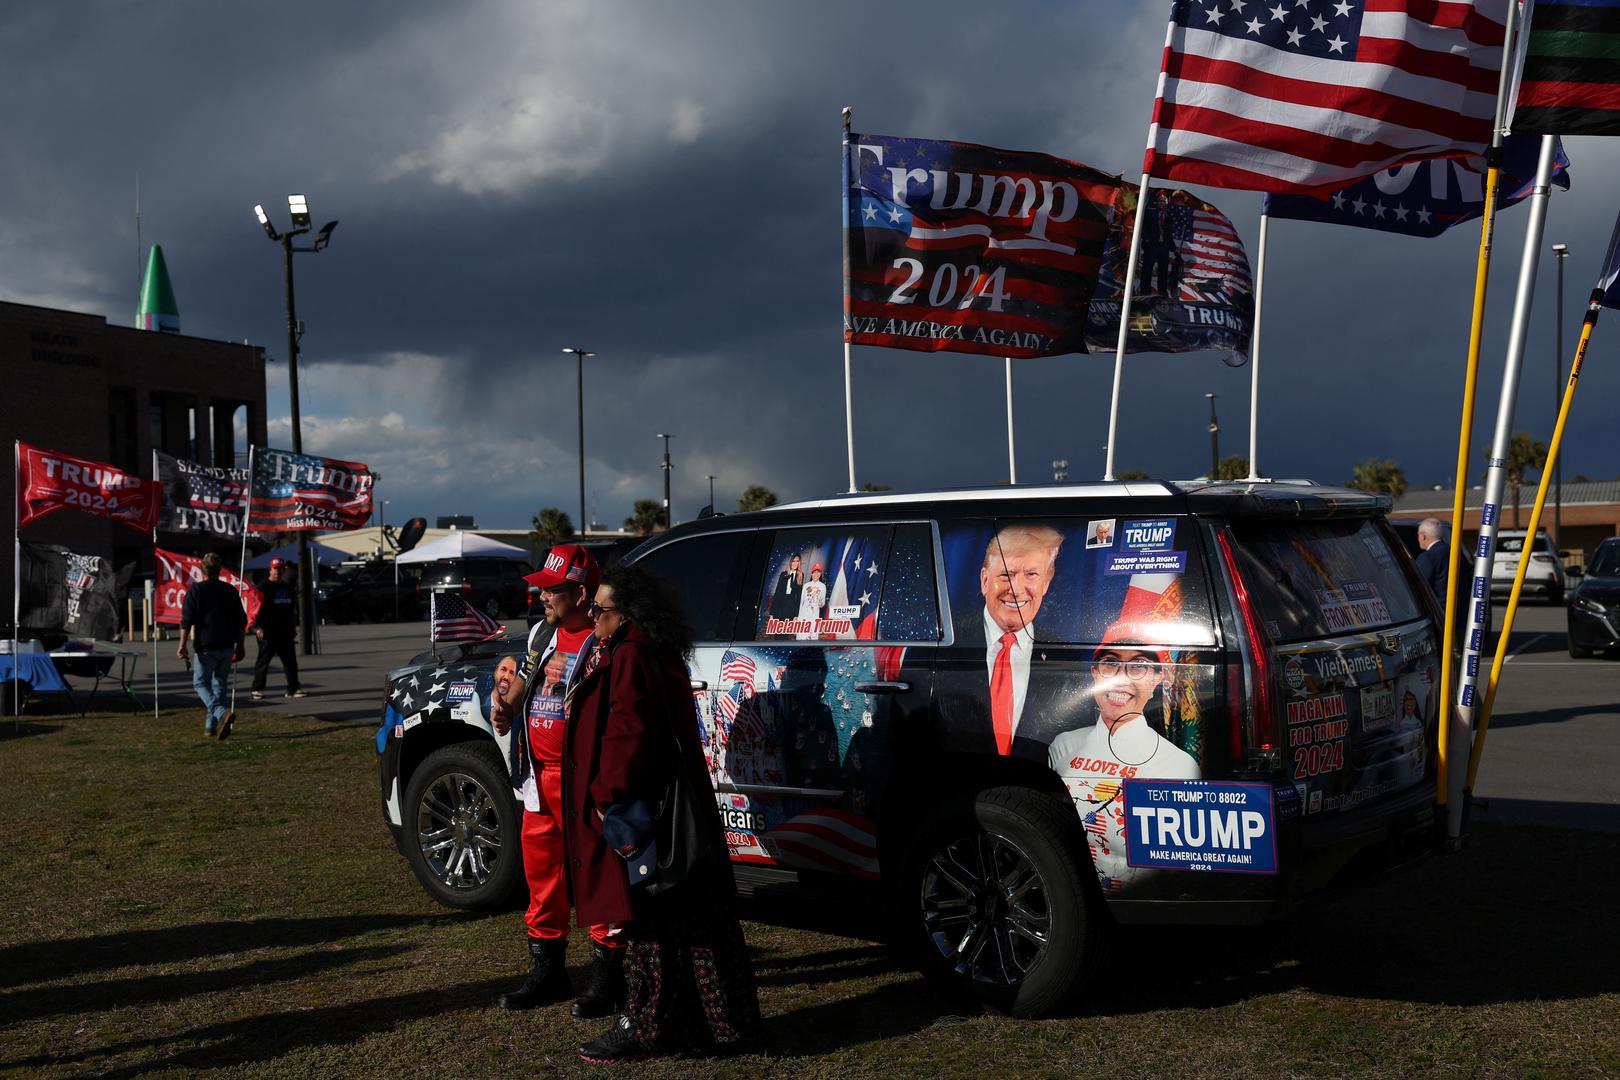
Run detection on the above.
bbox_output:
[689,679,709,691]
[854,680,911,694]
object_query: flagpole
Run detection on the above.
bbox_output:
[1470,263,1609,792]
[1244,213,1269,481]
[1450,132,1556,840]
[842,105,858,493]
[1436,0,1520,838]
[1004,357,1017,484]
[1103,174,1152,480]
[151,448,159,720]
[13,439,20,727]
[232,445,255,720]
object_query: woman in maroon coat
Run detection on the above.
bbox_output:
[564,564,759,1063]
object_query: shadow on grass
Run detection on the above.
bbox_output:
[0,913,474,989]
[0,720,62,741]
[2,976,516,1078]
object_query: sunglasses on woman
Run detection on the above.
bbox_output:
[587,602,619,619]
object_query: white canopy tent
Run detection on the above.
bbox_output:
[395,531,531,565]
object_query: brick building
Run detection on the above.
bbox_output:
[2,300,266,614]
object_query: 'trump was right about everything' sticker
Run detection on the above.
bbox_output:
[1123,779,1278,874]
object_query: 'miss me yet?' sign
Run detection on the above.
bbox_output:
[1124,780,1278,874]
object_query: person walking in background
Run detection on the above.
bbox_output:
[566,564,758,1064]
[489,544,627,1018]
[250,557,305,699]
[177,552,246,739]
[1413,518,1450,604]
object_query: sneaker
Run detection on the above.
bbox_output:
[250,690,264,700]
[579,1016,652,1065]
[286,689,308,699]
[204,727,216,738]
[217,712,235,741]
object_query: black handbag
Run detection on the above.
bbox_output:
[641,661,721,897]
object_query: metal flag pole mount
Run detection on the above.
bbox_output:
[1103,174,1153,481]
[1469,219,1617,793]
[1004,357,1017,484]
[1448,132,1558,841]
[842,105,858,493]
[1244,213,1270,481]
[1436,0,1520,841]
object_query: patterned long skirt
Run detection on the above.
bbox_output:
[620,893,760,1052]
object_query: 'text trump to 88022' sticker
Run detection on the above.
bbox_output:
[1123,779,1278,874]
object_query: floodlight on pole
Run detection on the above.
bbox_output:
[252,192,336,654]
[561,347,595,533]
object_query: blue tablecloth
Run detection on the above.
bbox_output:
[0,652,70,692]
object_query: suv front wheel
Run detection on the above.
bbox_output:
[401,741,522,910]
[896,785,1106,1018]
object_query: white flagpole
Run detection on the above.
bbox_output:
[151,447,159,719]
[842,105,858,493]
[13,440,20,725]
[1004,357,1018,484]
[1103,174,1153,480]
[1447,133,1559,838]
[231,445,255,719]
[1245,213,1270,481]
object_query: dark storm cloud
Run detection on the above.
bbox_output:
[3,0,1618,528]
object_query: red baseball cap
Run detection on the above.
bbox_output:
[524,544,600,591]
[270,557,287,569]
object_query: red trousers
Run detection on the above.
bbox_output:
[523,764,621,947]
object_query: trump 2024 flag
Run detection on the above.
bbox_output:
[1144,0,1513,193]
[248,448,374,533]
[17,442,162,534]
[844,133,1120,358]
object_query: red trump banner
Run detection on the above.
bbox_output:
[17,442,162,534]
[153,547,261,627]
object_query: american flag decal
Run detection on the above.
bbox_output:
[765,809,879,879]
[430,592,505,643]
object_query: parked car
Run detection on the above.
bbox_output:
[377,481,1441,1018]
[1565,537,1616,658]
[320,560,424,623]
[523,536,644,628]
[1491,529,1566,604]
[415,557,533,619]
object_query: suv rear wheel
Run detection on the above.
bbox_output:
[401,741,522,910]
[896,785,1106,1018]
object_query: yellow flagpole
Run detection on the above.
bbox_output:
[1435,160,1501,814]
[1468,289,1602,790]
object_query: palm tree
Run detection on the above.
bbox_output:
[1347,458,1408,498]
[1504,431,1547,529]
[1215,456,1250,481]
[1115,469,1151,480]
[529,506,574,547]
[623,499,666,536]
[737,485,778,513]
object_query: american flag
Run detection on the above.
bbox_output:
[718,682,745,722]
[248,447,374,532]
[1180,205,1252,303]
[720,650,757,686]
[430,591,504,643]
[1144,0,1512,194]
[765,809,879,879]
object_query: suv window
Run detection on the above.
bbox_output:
[633,531,753,642]
[1227,517,1423,643]
[878,523,941,642]
[1591,540,1620,577]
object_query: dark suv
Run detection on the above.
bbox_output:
[377,481,1441,1017]
[415,557,533,619]
[321,560,424,623]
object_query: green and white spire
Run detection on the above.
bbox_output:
[135,244,179,332]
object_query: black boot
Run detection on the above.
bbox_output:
[578,1015,651,1064]
[495,937,571,1010]
[570,942,626,1019]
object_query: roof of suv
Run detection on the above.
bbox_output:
[767,479,1389,515]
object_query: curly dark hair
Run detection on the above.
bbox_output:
[600,563,694,661]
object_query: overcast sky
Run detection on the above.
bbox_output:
[5,0,1618,531]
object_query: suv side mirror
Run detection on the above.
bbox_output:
[1568,565,1585,580]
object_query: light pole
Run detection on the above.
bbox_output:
[561,347,594,535]
[657,433,673,527]
[1552,242,1568,553]
[254,194,337,656]
[706,474,716,511]
[1205,393,1220,479]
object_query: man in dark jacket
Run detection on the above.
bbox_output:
[249,557,305,699]
[178,552,247,739]
[1413,519,1450,603]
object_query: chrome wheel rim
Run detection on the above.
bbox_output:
[920,829,1050,986]
[416,771,503,890]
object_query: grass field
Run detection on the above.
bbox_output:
[1,706,1617,1078]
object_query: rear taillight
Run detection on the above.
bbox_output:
[461,582,473,593]
[1216,528,1275,755]
[1532,553,1555,564]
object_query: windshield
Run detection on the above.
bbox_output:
[1591,544,1620,578]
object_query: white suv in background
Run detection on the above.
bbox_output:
[1491,530,1566,605]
